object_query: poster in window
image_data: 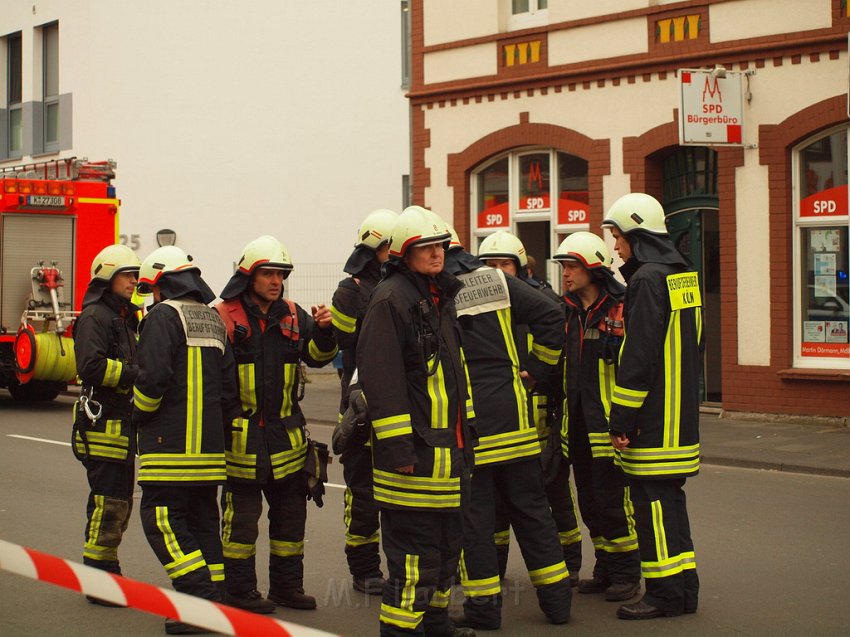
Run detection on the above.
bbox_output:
[814,253,836,276]
[803,321,825,342]
[814,276,837,297]
[810,229,841,252]
[825,321,848,343]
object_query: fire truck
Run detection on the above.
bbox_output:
[0,157,120,401]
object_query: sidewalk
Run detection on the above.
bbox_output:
[301,371,850,478]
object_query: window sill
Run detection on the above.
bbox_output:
[777,368,850,382]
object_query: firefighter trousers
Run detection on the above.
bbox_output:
[221,471,308,595]
[460,458,572,628]
[341,442,382,580]
[82,457,135,573]
[569,413,640,583]
[140,485,223,601]
[629,478,699,614]
[492,456,582,580]
[379,508,462,637]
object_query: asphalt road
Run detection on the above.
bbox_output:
[1,392,849,636]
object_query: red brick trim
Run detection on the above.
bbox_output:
[411,105,430,206]
[445,123,610,247]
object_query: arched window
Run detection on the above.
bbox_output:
[471,148,588,285]
[793,126,849,367]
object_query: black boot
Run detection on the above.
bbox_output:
[605,578,641,602]
[225,589,276,614]
[353,575,385,595]
[268,587,317,610]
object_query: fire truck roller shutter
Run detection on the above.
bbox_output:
[1,214,75,330]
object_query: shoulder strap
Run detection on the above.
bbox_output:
[280,298,300,341]
[599,300,624,336]
[215,298,251,342]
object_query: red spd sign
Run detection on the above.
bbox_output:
[800,185,848,218]
[478,202,510,228]
[557,199,589,226]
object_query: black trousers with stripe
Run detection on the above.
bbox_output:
[379,508,462,636]
[341,443,382,580]
[221,471,308,595]
[140,484,223,601]
[82,457,135,573]
[461,458,572,627]
[629,478,699,614]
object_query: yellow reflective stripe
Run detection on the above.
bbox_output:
[74,431,130,460]
[373,487,461,509]
[651,500,668,561]
[83,544,118,561]
[373,468,459,491]
[601,532,639,553]
[208,562,224,582]
[343,488,352,530]
[695,306,703,344]
[102,358,123,387]
[345,531,380,547]
[133,386,161,412]
[330,305,357,333]
[493,529,510,546]
[185,347,203,454]
[663,312,682,447]
[528,561,570,586]
[426,361,449,429]
[475,427,540,451]
[642,554,684,578]
[612,384,648,409]
[401,554,419,611]
[270,540,303,557]
[462,574,501,597]
[588,431,614,459]
[598,359,614,420]
[83,495,117,560]
[308,339,338,362]
[230,417,250,455]
[270,442,308,479]
[429,588,451,609]
[373,414,413,440]
[380,603,423,630]
[531,340,561,366]
[138,453,226,482]
[496,307,529,430]
[286,425,304,449]
[432,447,451,481]
[680,550,697,571]
[237,363,256,414]
[165,549,206,580]
[221,491,235,545]
[155,506,183,563]
[559,528,582,546]
[475,440,541,465]
[460,347,476,421]
[280,363,295,418]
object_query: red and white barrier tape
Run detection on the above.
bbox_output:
[0,539,340,637]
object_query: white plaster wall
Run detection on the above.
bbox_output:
[548,17,648,65]
[1,0,409,295]
[549,0,648,23]
[424,43,497,84]
[423,0,499,46]
[710,0,831,42]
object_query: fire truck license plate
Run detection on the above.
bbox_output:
[27,195,65,207]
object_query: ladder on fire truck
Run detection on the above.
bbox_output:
[0,156,115,182]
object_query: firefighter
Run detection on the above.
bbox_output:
[356,206,475,637]
[73,244,141,605]
[601,193,702,620]
[443,229,571,630]
[133,246,238,635]
[551,232,641,602]
[330,209,398,595]
[474,230,582,585]
[217,235,337,614]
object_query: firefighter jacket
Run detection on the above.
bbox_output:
[356,264,474,512]
[560,275,625,461]
[452,268,564,467]
[133,296,238,485]
[216,295,338,483]
[609,234,703,480]
[73,287,140,462]
[330,257,382,404]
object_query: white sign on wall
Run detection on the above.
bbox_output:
[679,68,745,146]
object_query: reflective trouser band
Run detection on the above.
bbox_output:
[642,554,688,578]
[208,562,224,582]
[493,529,511,546]
[270,540,303,557]
[331,305,357,333]
[156,506,206,579]
[165,549,207,580]
[102,358,123,387]
[345,532,380,548]
[528,561,570,587]
[559,527,582,546]
[400,554,419,614]
[380,603,423,630]
[84,495,118,562]
[461,574,501,597]
[591,535,605,552]
[222,541,256,560]
[429,588,451,609]
[601,532,639,553]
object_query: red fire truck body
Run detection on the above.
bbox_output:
[0,157,120,400]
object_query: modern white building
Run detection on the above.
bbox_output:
[0,0,411,304]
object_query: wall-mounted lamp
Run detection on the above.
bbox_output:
[156,228,177,247]
[710,64,727,79]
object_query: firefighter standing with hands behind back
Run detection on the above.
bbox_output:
[73,244,141,604]
[133,246,238,635]
[601,193,702,620]
[216,235,337,614]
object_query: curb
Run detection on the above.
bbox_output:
[700,455,850,479]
